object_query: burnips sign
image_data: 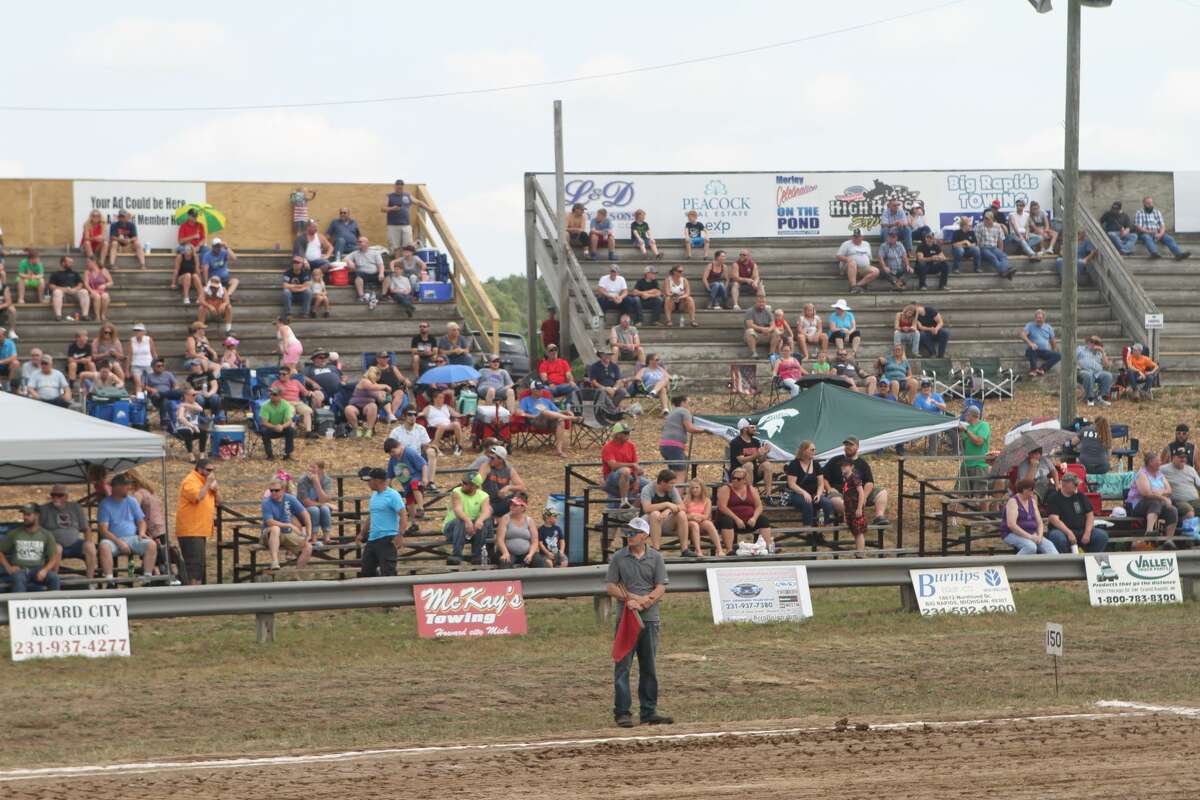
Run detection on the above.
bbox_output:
[828,179,922,234]
[415,580,528,638]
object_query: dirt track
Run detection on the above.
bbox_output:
[7,712,1198,799]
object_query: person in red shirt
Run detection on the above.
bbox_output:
[175,208,208,287]
[540,307,560,352]
[537,343,578,404]
[601,423,647,507]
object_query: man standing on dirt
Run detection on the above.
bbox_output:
[606,516,672,728]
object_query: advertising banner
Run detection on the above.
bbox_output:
[908,566,1016,616]
[1174,171,1200,232]
[1083,553,1183,607]
[8,598,130,662]
[415,580,528,638]
[73,180,206,250]
[706,565,813,624]
[535,170,1052,240]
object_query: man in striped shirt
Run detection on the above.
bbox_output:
[1134,196,1190,260]
[975,215,1015,280]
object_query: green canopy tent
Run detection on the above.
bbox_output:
[691,382,961,462]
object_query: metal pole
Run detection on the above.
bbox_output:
[553,100,570,360]
[523,174,539,358]
[1059,0,1081,426]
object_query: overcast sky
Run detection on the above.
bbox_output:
[2,0,1198,278]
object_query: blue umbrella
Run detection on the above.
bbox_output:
[418,364,480,384]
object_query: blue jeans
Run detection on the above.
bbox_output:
[1048,526,1108,553]
[283,288,312,316]
[1106,231,1136,254]
[1077,369,1114,401]
[444,518,491,560]
[613,619,660,720]
[639,296,664,323]
[332,235,357,258]
[1003,533,1057,555]
[599,296,642,324]
[952,245,981,272]
[1054,257,1088,279]
[1026,347,1061,372]
[881,227,913,252]
[706,281,728,309]
[1139,232,1184,257]
[2,568,62,593]
[785,491,834,526]
[1006,232,1041,256]
[308,504,333,533]
[980,246,1009,274]
[920,329,950,358]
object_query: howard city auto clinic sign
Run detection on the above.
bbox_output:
[73,180,206,250]
[536,170,1051,240]
[1084,553,1183,606]
[415,580,528,639]
[9,597,131,662]
[909,566,1016,616]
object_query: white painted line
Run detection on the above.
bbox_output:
[1096,700,1200,718]
[0,709,1153,783]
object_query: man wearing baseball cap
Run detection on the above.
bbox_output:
[0,503,61,592]
[442,472,492,566]
[107,209,145,269]
[602,422,647,508]
[594,261,642,324]
[537,342,578,405]
[631,264,665,325]
[1099,201,1136,255]
[356,467,408,577]
[606,515,672,728]
[836,229,878,295]
[1168,424,1194,467]
[822,436,890,528]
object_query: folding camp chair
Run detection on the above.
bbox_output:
[968,356,1014,400]
[1109,424,1139,471]
[218,368,254,409]
[920,358,966,399]
[727,362,761,411]
[571,388,611,449]
[511,388,561,451]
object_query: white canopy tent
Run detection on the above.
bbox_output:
[0,393,165,484]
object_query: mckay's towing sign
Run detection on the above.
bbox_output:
[8,598,130,662]
[1084,553,1183,606]
[909,566,1016,616]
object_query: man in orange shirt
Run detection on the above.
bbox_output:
[176,459,218,584]
[1126,343,1159,402]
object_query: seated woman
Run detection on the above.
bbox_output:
[365,352,413,421]
[84,258,114,322]
[345,375,386,438]
[633,353,672,416]
[1016,447,1058,502]
[783,440,834,527]
[772,343,806,398]
[1000,478,1057,554]
[1126,451,1179,543]
[174,387,209,462]
[420,390,466,456]
[297,461,335,546]
[683,477,723,557]
[91,323,126,382]
[476,355,516,414]
[870,343,919,401]
[186,321,221,377]
[663,264,697,327]
[893,304,920,356]
[495,497,543,568]
[795,303,828,361]
[220,336,245,370]
[1073,416,1112,475]
[171,244,203,305]
[702,252,730,310]
[198,276,234,333]
[715,468,773,555]
[80,209,108,263]
[270,365,316,436]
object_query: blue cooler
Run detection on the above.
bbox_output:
[88,398,132,426]
[128,398,148,428]
[419,282,453,303]
[549,493,587,565]
[210,424,246,459]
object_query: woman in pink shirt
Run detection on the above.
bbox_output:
[269,364,315,435]
[772,343,806,398]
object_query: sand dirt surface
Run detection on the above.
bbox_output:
[7,711,1198,799]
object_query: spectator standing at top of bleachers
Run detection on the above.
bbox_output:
[294,221,333,277]
[589,209,617,261]
[0,504,61,593]
[107,209,145,269]
[203,238,239,297]
[729,250,761,310]
[684,210,710,260]
[595,264,642,324]
[1005,199,1042,259]
[975,213,1015,280]
[326,207,361,259]
[1168,424,1194,468]
[630,209,661,259]
[383,179,430,251]
[1028,201,1057,256]
[1076,335,1113,407]
[836,229,879,295]
[949,216,981,273]
[1099,201,1136,255]
[289,186,317,234]
[1021,309,1060,377]
[1134,196,1190,260]
[879,198,913,252]
[346,236,385,305]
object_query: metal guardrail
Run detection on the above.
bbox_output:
[4,553,1197,626]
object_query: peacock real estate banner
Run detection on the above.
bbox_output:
[536,169,1053,240]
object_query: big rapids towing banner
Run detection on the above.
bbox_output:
[535,170,1053,240]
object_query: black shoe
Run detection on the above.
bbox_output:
[614,713,635,728]
[1149,252,1163,259]
[680,548,698,558]
[406,523,419,534]
[446,556,462,566]
[642,713,674,725]
[1177,252,1192,260]
[872,516,890,527]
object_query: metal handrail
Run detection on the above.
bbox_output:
[413,185,500,354]
[3,552,1196,625]
[1052,172,1159,355]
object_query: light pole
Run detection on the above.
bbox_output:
[1028,0,1111,425]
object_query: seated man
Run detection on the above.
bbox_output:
[1021,309,1061,377]
[1099,201,1136,255]
[729,418,779,499]
[143,358,182,410]
[730,250,762,309]
[975,214,1015,279]
[294,220,334,275]
[610,315,645,365]
[281,257,314,319]
[97,474,158,584]
[346,236,385,304]
[270,365,316,435]
[1027,201,1057,256]
[107,209,145,269]
[517,382,578,458]
[640,469,691,555]
[594,264,642,324]
[1044,472,1107,553]
[185,358,223,415]
[409,322,438,375]
[389,407,440,488]
[914,231,950,290]
[1161,448,1200,525]
[588,208,617,261]
[260,478,313,570]
[949,216,982,273]
[478,445,529,518]
[1134,196,1190,260]
[537,343,578,404]
[601,422,647,507]
[442,472,493,566]
[588,350,629,405]
[202,238,240,296]
[303,349,343,407]
[1055,230,1097,284]
[326,207,362,259]
[0,504,61,592]
[25,355,71,407]
[48,256,91,322]
[743,294,780,358]
[259,386,296,460]
[879,198,913,252]
[40,485,97,580]
[1125,343,1158,401]
[631,265,664,325]
[1075,335,1113,407]
[836,228,879,295]
[878,230,912,290]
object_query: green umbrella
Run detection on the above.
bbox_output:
[173,202,227,234]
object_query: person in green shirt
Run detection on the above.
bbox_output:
[0,504,62,592]
[259,386,295,461]
[17,250,46,305]
[957,405,993,510]
[442,472,492,565]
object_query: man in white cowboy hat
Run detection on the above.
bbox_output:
[835,228,879,295]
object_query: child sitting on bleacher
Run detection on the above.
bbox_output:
[538,505,568,567]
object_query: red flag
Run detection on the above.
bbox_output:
[611,603,644,662]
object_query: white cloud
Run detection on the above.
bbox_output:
[70,19,235,72]
[1151,70,1200,118]
[119,110,392,181]
[0,159,25,177]
[444,50,546,86]
[798,71,864,116]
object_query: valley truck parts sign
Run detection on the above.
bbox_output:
[415,580,528,638]
[1084,553,1183,606]
[536,170,1051,239]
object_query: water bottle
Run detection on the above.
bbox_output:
[480,544,489,567]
